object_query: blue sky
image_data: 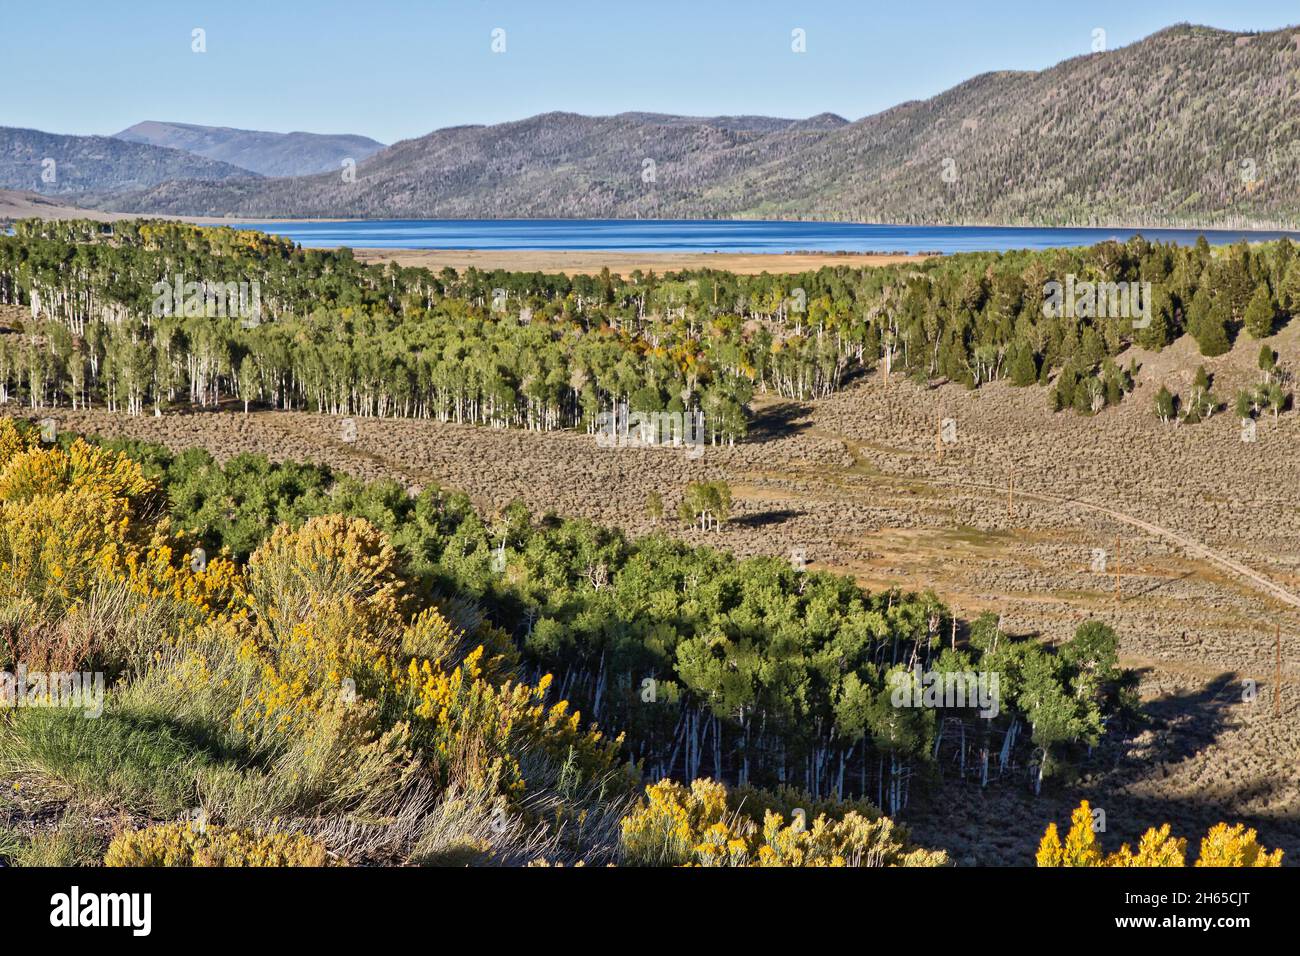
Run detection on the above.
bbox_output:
[2,0,1296,144]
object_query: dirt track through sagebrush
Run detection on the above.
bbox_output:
[938,477,1300,613]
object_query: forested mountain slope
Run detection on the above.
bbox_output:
[0,127,255,196]
[102,110,849,219]
[100,25,1300,228]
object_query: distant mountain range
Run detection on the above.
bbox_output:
[101,110,858,221]
[0,121,384,197]
[0,127,253,196]
[6,24,1300,228]
[114,121,386,177]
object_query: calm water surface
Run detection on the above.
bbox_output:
[219,219,1300,255]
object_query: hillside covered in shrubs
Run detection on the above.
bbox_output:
[0,420,945,865]
[0,420,1282,866]
[0,418,1129,866]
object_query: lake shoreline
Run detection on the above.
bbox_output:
[222,218,1300,259]
[350,248,931,275]
[7,195,1299,272]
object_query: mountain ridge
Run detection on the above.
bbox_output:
[113,121,386,177]
[0,126,256,197]
[26,22,1300,228]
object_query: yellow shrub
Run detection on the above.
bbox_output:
[230,515,618,809]
[401,647,619,795]
[0,485,134,609]
[0,440,245,673]
[232,516,417,734]
[788,807,945,868]
[1105,824,1188,867]
[0,438,156,509]
[105,822,337,867]
[1058,800,1103,866]
[620,778,946,867]
[1037,803,1282,867]
[119,542,245,619]
[247,513,409,627]
[0,418,38,469]
[401,605,463,663]
[620,779,720,866]
[234,601,398,735]
[1195,823,1284,867]
[1036,823,1064,867]
[0,441,161,611]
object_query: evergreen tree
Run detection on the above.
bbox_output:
[1243,284,1275,340]
[1192,295,1232,357]
[1279,257,1300,318]
[1154,385,1176,424]
[1258,344,1277,382]
[1007,342,1037,387]
[1135,287,1174,350]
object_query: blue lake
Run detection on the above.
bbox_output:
[219,219,1300,254]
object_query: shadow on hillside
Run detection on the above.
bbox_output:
[1121,569,1196,601]
[1134,671,1242,767]
[746,402,812,441]
[909,672,1299,866]
[914,773,1299,867]
[731,507,805,529]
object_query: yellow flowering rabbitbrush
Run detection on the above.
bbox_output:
[0,430,632,865]
[224,514,619,809]
[105,822,337,867]
[620,778,947,867]
[1037,801,1283,867]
